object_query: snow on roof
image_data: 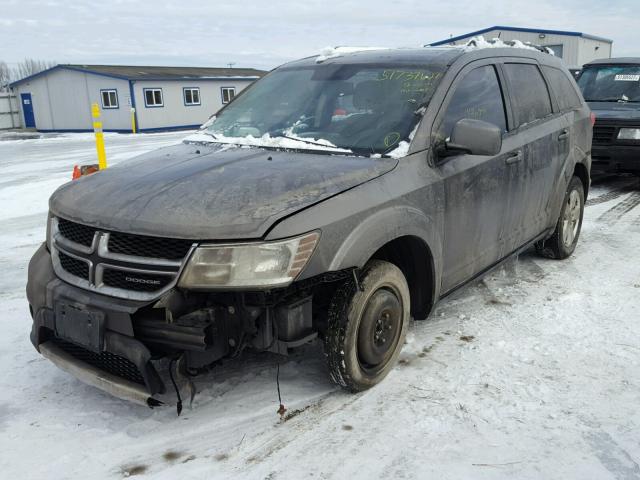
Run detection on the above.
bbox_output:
[315,46,390,63]
[463,36,555,55]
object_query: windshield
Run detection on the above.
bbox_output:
[577,65,640,102]
[203,64,445,155]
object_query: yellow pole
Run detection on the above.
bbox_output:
[91,103,107,170]
[130,107,137,134]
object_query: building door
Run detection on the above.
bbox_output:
[21,93,35,128]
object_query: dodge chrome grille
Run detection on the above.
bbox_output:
[51,217,195,300]
[58,218,95,247]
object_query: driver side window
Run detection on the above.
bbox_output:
[437,65,507,142]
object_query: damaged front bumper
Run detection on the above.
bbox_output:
[27,241,327,406]
[39,341,160,407]
[27,243,167,406]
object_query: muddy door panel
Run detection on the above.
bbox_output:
[439,153,509,292]
[500,119,561,252]
[499,62,566,247]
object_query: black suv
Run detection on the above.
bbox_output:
[27,46,592,406]
[578,58,640,175]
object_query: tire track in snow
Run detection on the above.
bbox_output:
[586,179,639,207]
[596,191,640,226]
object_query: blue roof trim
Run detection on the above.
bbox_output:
[9,65,63,87]
[9,65,259,88]
[35,124,199,134]
[61,65,130,80]
[427,26,613,46]
[36,128,135,133]
[133,76,259,82]
[9,65,130,87]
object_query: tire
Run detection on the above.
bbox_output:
[536,175,585,260]
[324,260,410,392]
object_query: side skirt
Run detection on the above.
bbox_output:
[438,229,553,301]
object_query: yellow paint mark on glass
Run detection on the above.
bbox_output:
[384,132,401,147]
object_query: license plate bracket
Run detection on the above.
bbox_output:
[54,301,105,352]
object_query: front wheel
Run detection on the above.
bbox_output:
[536,175,585,259]
[324,260,410,392]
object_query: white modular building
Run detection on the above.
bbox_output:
[9,64,266,132]
[427,26,613,70]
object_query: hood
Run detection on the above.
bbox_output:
[50,142,398,240]
[588,101,640,121]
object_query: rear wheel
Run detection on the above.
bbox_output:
[324,260,410,391]
[536,175,585,259]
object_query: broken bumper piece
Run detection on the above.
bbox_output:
[39,341,163,407]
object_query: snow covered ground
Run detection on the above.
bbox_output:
[1,133,639,479]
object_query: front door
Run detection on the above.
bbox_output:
[21,93,35,128]
[434,63,515,293]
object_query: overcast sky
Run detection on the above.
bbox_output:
[1,0,637,70]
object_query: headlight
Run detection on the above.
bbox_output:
[617,128,640,140]
[178,231,319,289]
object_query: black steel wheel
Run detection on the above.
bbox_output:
[325,260,410,391]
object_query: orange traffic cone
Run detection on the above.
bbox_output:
[72,164,99,180]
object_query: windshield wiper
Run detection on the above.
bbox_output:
[198,131,219,140]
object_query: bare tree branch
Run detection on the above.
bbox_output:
[0,61,12,91]
[12,58,57,82]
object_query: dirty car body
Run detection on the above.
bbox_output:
[27,46,592,406]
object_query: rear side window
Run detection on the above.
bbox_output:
[542,66,582,111]
[437,65,507,141]
[503,63,552,127]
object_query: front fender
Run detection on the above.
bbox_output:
[263,152,444,295]
[328,205,440,276]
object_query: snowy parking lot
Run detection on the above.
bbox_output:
[1,132,639,480]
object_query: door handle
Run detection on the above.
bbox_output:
[558,130,569,141]
[505,151,523,165]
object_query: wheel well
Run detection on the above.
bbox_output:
[370,236,435,320]
[574,162,590,197]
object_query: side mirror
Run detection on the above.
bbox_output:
[446,118,502,156]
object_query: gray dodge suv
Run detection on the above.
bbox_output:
[27,46,592,406]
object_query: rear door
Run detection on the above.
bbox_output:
[499,61,560,249]
[541,65,589,217]
[433,62,516,293]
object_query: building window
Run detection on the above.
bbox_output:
[545,44,564,59]
[101,89,118,109]
[144,88,164,107]
[221,87,236,104]
[183,87,201,106]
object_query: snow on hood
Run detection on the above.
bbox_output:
[183,131,353,154]
[463,36,555,55]
[49,143,398,239]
